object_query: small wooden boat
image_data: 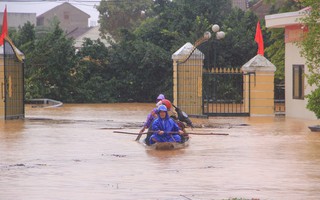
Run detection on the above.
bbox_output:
[308,125,320,132]
[143,136,190,150]
[26,98,63,108]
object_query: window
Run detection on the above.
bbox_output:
[292,65,304,99]
[64,12,69,20]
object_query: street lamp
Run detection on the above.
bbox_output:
[209,24,225,70]
[212,24,226,39]
[194,24,225,51]
[181,24,225,65]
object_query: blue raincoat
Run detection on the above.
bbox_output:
[149,110,181,144]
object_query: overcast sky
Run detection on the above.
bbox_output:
[0,0,100,26]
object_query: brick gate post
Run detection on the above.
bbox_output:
[172,42,204,116]
[242,54,276,116]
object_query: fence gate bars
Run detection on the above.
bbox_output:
[202,67,250,116]
[173,43,278,117]
[173,42,252,117]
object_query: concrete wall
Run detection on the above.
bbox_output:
[0,39,25,120]
[242,55,276,116]
[172,43,204,116]
[249,71,275,116]
[285,42,317,120]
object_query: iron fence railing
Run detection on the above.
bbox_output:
[274,84,285,114]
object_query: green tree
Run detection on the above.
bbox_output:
[106,30,172,102]
[264,0,302,85]
[299,0,320,118]
[26,21,77,102]
[96,0,265,102]
[150,0,232,50]
[217,9,258,68]
[97,0,153,40]
[9,21,35,50]
[98,0,236,102]
[12,0,278,103]
[265,29,285,84]
[9,23,36,83]
[73,38,112,102]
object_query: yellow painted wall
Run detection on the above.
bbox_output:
[175,59,203,115]
[5,62,24,119]
[173,62,178,106]
[0,38,25,120]
[249,72,275,116]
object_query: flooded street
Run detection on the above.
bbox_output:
[1,103,320,200]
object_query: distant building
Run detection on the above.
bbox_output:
[0,12,36,28]
[250,0,291,20]
[250,0,272,19]
[70,26,112,50]
[35,2,112,48]
[36,2,90,35]
[232,0,248,11]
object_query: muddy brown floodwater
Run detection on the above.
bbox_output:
[1,103,320,200]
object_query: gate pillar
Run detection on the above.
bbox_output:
[172,43,204,116]
[242,54,276,116]
[0,38,25,120]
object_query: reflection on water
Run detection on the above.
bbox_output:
[1,104,320,200]
[144,148,187,162]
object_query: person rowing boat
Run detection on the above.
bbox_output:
[149,105,184,145]
[137,94,165,143]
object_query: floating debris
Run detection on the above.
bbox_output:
[101,154,127,158]
[110,154,127,158]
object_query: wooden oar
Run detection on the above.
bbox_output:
[113,131,143,135]
[113,130,229,136]
[100,127,124,130]
[187,132,228,136]
[135,129,144,141]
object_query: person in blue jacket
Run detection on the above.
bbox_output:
[149,105,184,144]
[139,94,166,144]
[139,94,165,135]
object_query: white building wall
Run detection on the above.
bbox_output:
[285,42,317,120]
[0,13,36,28]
